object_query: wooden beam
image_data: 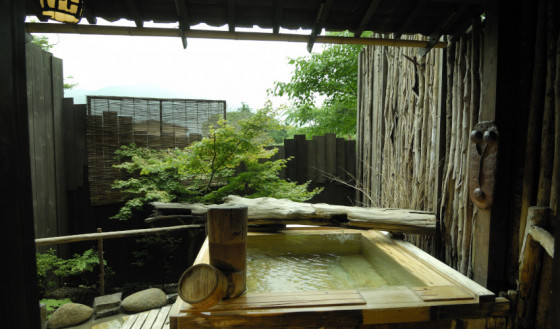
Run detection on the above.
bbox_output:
[529,225,554,258]
[35,224,203,246]
[418,6,468,57]
[25,23,448,48]
[85,15,97,25]
[174,0,191,50]
[394,0,427,39]
[272,0,284,34]
[227,0,236,32]
[353,0,383,37]
[174,0,190,30]
[125,0,143,28]
[307,0,333,53]
[417,35,443,57]
[155,196,437,235]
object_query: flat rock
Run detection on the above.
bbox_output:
[121,288,167,313]
[95,306,120,319]
[48,303,94,329]
[91,319,123,329]
[94,292,122,312]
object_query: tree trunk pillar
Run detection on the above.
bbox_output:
[208,205,248,298]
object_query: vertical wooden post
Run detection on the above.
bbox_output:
[516,206,550,329]
[207,205,248,299]
[0,1,41,327]
[97,228,105,296]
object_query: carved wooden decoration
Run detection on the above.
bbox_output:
[469,121,499,209]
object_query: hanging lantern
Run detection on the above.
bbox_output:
[39,0,84,24]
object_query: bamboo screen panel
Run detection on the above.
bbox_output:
[86,96,226,206]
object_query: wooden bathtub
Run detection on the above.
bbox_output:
[170,228,508,328]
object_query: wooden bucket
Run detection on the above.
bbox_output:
[178,263,227,309]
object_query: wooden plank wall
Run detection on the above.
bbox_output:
[280,134,356,185]
[356,34,443,254]
[25,42,69,245]
[265,134,356,206]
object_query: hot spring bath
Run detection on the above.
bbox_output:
[170,228,508,328]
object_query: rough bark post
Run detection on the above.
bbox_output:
[207,205,248,299]
[97,228,105,296]
[516,206,551,329]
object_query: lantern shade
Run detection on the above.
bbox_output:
[40,0,84,24]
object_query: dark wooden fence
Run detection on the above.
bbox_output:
[271,134,356,205]
[26,42,90,245]
[26,42,68,245]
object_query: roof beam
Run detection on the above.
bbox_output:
[394,0,426,39]
[353,0,383,37]
[307,0,334,52]
[417,5,467,57]
[174,0,191,49]
[272,0,284,34]
[125,0,143,28]
[228,0,236,32]
[85,14,97,25]
[25,23,448,49]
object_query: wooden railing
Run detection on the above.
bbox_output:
[35,224,203,295]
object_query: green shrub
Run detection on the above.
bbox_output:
[40,298,72,318]
[36,248,108,294]
[112,107,322,220]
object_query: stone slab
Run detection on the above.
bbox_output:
[94,292,122,312]
[95,306,120,319]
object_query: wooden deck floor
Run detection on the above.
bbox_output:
[120,305,172,329]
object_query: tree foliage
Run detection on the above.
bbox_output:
[112,108,322,220]
[227,102,299,145]
[270,32,367,138]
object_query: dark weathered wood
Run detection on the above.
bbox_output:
[353,0,382,37]
[314,135,326,183]
[472,0,513,290]
[207,205,248,298]
[306,0,334,52]
[74,104,87,187]
[62,98,77,189]
[294,134,306,183]
[336,138,346,180]
[1,1,41,327]
[35,224,203,246]
[519,0,547,251]
[52,56,68,242]
[306,137,316,181]
[284,137,296,181]
[125,0,144,28]
[42,49,58,239]
[325,133,336,176]
[345,140,356,183]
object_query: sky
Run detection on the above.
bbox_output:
[32,18,315,111]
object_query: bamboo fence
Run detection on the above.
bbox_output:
[86,96,226,205]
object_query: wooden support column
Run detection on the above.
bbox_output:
[207,205,248,299]
[0,1,41,328]
[472,0,520,291]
